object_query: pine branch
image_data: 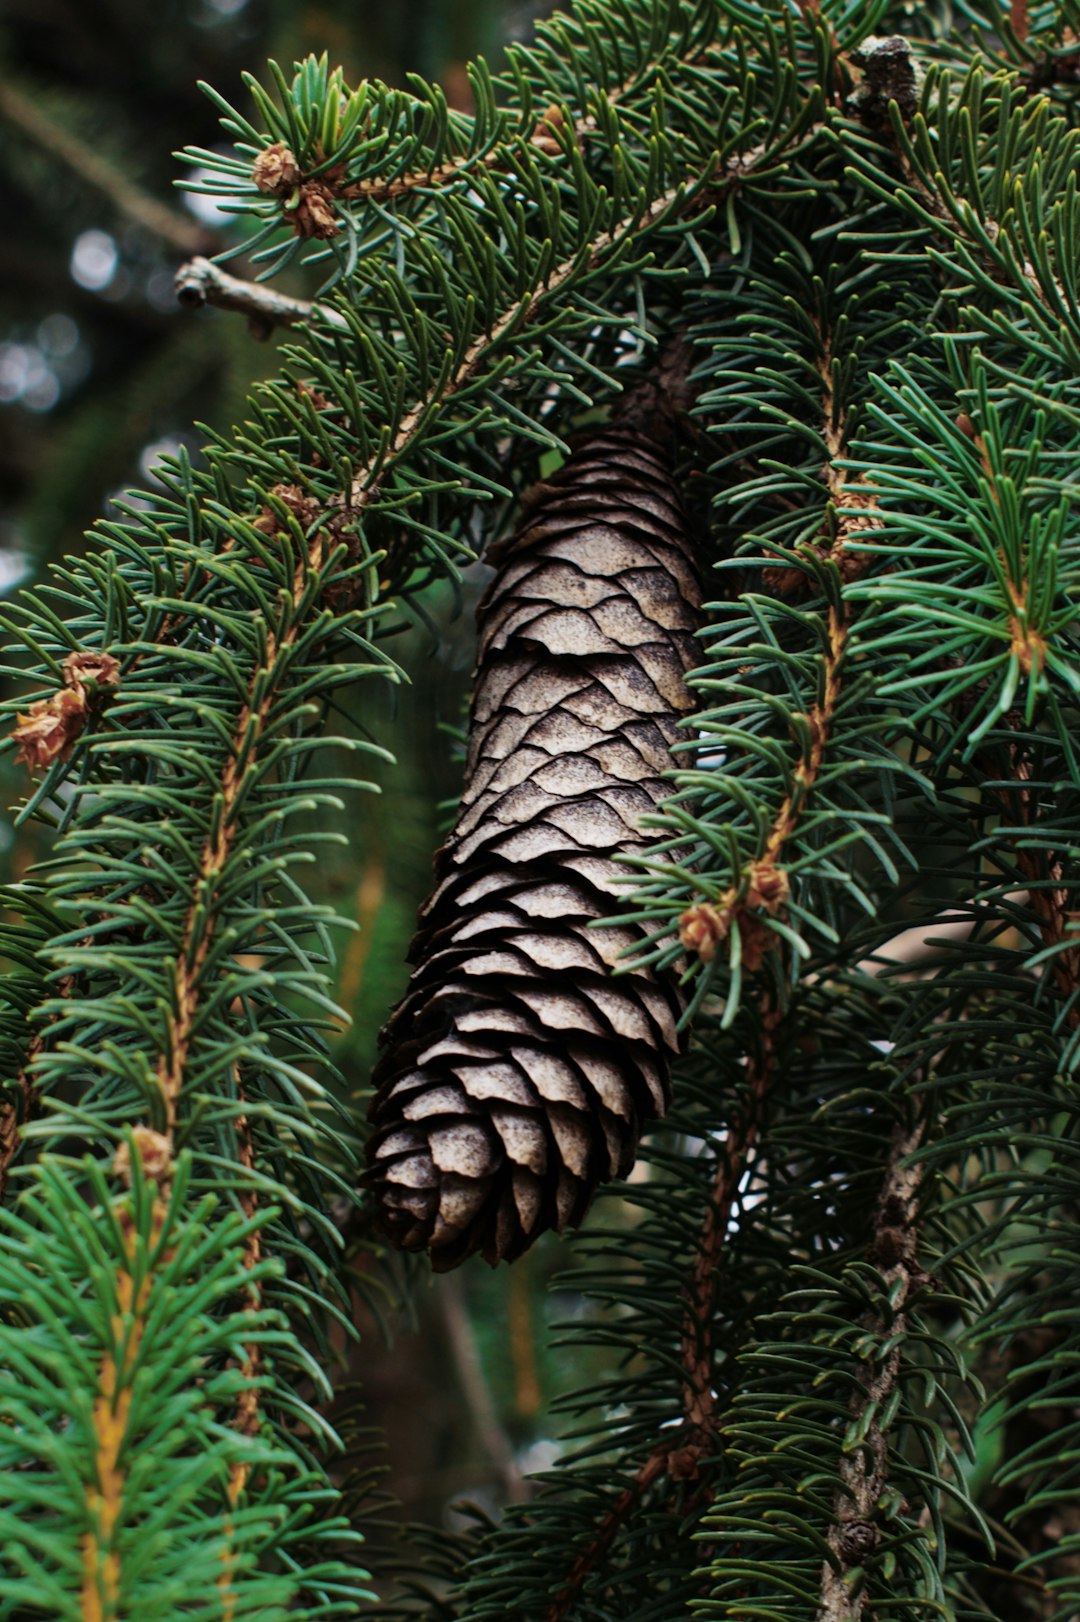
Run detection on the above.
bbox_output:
[11,10,1080,1617]
[980,715,1080,1033]
[177,9,818,284]
[678,997,780,1446]
[674,292,884,997]
[81,1141,171,1621]
[1,28,774,1608]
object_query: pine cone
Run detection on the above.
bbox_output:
[367,424,702,1269]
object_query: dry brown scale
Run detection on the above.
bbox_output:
[367,422,702,1269]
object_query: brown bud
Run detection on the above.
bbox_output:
[762,563,810,599]
[837,1521,880,1560]
[297,378,330,411]
[743,861,789,916]
[252,141,301,197]
[955,412,977,440]
[292,183,340,240]
[113,1126,173,1189]
[63,649,121,695]
[679,901,730,964]
[666,1444,704,1482]
[13,686,87,771]
[531,103,570,156]
[872,1225,916,1269]
[252,483,322,535]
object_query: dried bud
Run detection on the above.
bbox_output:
[679,901,730,964]
[872,1225,915,1269]
[63,649,121,695]
[13,686,87,771]
[531,103,570,156]
[292,182,341,240]
[836,546,876,585]
[955,412,977,440]
[297,378,330,411]
[666,1444,703,1482]
[762,563,810,599]
[743,861,789,916]
[835,484,884,545]
[252,141,301,197]
[113,1126,173,1189]
[879,1191,909,1227]
[252,483,322,536]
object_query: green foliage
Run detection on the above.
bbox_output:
[0,1149,366,1620]
[3,0,1080,1616]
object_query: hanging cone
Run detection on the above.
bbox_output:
[367,421,701,1269]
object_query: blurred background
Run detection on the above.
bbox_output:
[0,0,612,1573]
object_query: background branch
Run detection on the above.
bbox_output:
[0,78,210,255]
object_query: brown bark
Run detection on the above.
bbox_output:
[367,423,701,1268]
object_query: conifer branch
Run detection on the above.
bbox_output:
[988,734,1080,1029]
[816,1122,925,1622]
[543,1448,673,1622]
[11,17,1080,1617]
[152,521,330,1127]
[959,422,1078,1025]
[679,313,880,972]
[82,1147,170,1622]
[237,39,790,233]
[345,175,702,514]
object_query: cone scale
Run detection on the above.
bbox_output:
[367,423,701,1268]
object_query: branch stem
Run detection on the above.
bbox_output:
[816,1123,925,1622]
[175,257,349,335]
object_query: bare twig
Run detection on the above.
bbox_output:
[174,257,349,337]
[0,79,209,256]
